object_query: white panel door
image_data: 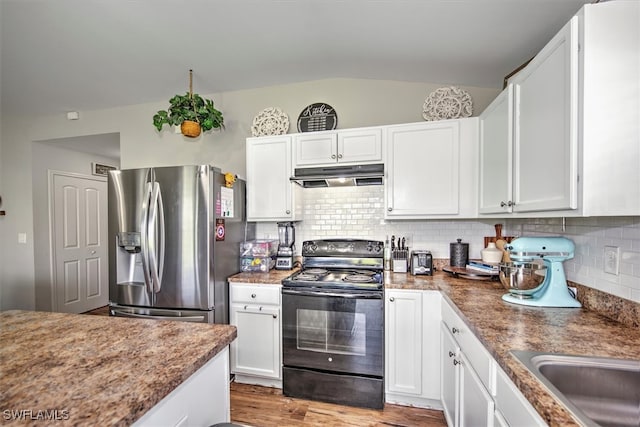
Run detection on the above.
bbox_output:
[512,17,578,212]
[337,128,383,164]
[385,121,460,217]
[293,132,337,166]
[385,290,423,395]
[52,173,108,313]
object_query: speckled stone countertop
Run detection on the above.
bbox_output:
[232,267,640,426]
[0,310,236,426]
[228,268,298,284]
[386,271,640,427]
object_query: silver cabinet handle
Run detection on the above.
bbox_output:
[286,209,291,214]
[272,314,278,319]
[337,153,343,159]
[452,327,459,334]
[500,201,507,207]
[90,250,96,255]
[251,293,256,298]
[454,359,460,366]
[388,207,393,212]
[331,154,336,159]
[448,351,455,358]
[389,297,395,302]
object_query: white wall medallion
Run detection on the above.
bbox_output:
[422,86,473,121]
[251,107,290,136]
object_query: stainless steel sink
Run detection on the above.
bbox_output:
[512,351,640,427]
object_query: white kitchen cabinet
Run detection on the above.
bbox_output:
[384,118,478,219]
[493,363,546,427]
[246,136,300,221]
[293,127,382,167]
[479,1,639,217]
[132,347,230,427]
[441,309,494,427]
[385,289,442,408]
[230,283,282,388]
[478,86,513,214]
[511,17,579,213]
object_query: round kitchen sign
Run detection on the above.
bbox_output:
[297,103,338,132]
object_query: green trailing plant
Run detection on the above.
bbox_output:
[153,92,224,133]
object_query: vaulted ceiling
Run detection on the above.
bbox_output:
[1,0,593,117]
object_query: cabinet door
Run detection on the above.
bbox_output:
[385,121,460,217]
[246,136,296,221]
[337,128,382,164]
[479,86,514,214]
[441,323,459,427]
[385,290,423,396]
[459,352,494,427]
[230,304,281,379]
[294,132,337,166]
[512,17,578,213]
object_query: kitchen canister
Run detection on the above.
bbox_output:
[450,238,469,267]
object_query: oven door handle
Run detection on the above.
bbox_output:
[282,288,382,299]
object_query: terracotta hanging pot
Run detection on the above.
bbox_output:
[181,120,201,138]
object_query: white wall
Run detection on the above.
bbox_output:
[0,77,499,310]
[31,142,119,311]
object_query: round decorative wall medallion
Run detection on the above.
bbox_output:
[422,86,473,121]
[251,107,290,137]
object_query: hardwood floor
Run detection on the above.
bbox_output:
[230,382,447,427]
[83,307,447,426]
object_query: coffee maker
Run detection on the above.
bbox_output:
[276,222,296,270]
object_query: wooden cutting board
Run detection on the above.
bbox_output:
[484,224,516,248]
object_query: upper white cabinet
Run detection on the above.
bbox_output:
[479,1,639,217]
[478,86,514,214]
[511,17,579,213]
[385,118,478,219]
[246,135,300,221]
[293,127,382,167]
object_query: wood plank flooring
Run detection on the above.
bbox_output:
[83,307,447,426]
[230,382,447,427]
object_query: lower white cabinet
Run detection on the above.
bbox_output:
[229,283,282,388]
[441,323,494,427]
[493,364,546,426]
[133,347,231,427]
[385,289,442,408]
[441,299,546,427]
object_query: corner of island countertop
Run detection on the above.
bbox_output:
[0,310,236,426]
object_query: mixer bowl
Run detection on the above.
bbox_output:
[499,262,547,298]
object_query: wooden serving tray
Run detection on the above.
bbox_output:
[442,266,499,281]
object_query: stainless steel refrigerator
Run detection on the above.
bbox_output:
[108,165,254,323]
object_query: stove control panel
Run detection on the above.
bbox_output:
[301,239,384,258]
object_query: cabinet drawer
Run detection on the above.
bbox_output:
[441,300,493,390]
[230,283,281,305]
[494,364,546,426]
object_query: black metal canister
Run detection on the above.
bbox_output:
[450,238,469,267]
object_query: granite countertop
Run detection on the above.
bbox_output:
[233,268,640,426]
[0,310,236,426]
[228,268,298,284]
[387,271,640,427]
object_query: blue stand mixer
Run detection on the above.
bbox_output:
[500,237,581,308]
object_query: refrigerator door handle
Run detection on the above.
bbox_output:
[140,181,153,294]
[156,182,165,290]
[111,309,206,322]
[148,182,163,293]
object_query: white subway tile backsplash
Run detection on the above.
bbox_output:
[254,186,640,303]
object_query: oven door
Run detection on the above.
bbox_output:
[282,288,383,377]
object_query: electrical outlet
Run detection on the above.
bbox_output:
[604,246,620,275]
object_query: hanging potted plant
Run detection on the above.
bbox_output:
[153,70,224,138]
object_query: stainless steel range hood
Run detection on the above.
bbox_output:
[290,163,384,188]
